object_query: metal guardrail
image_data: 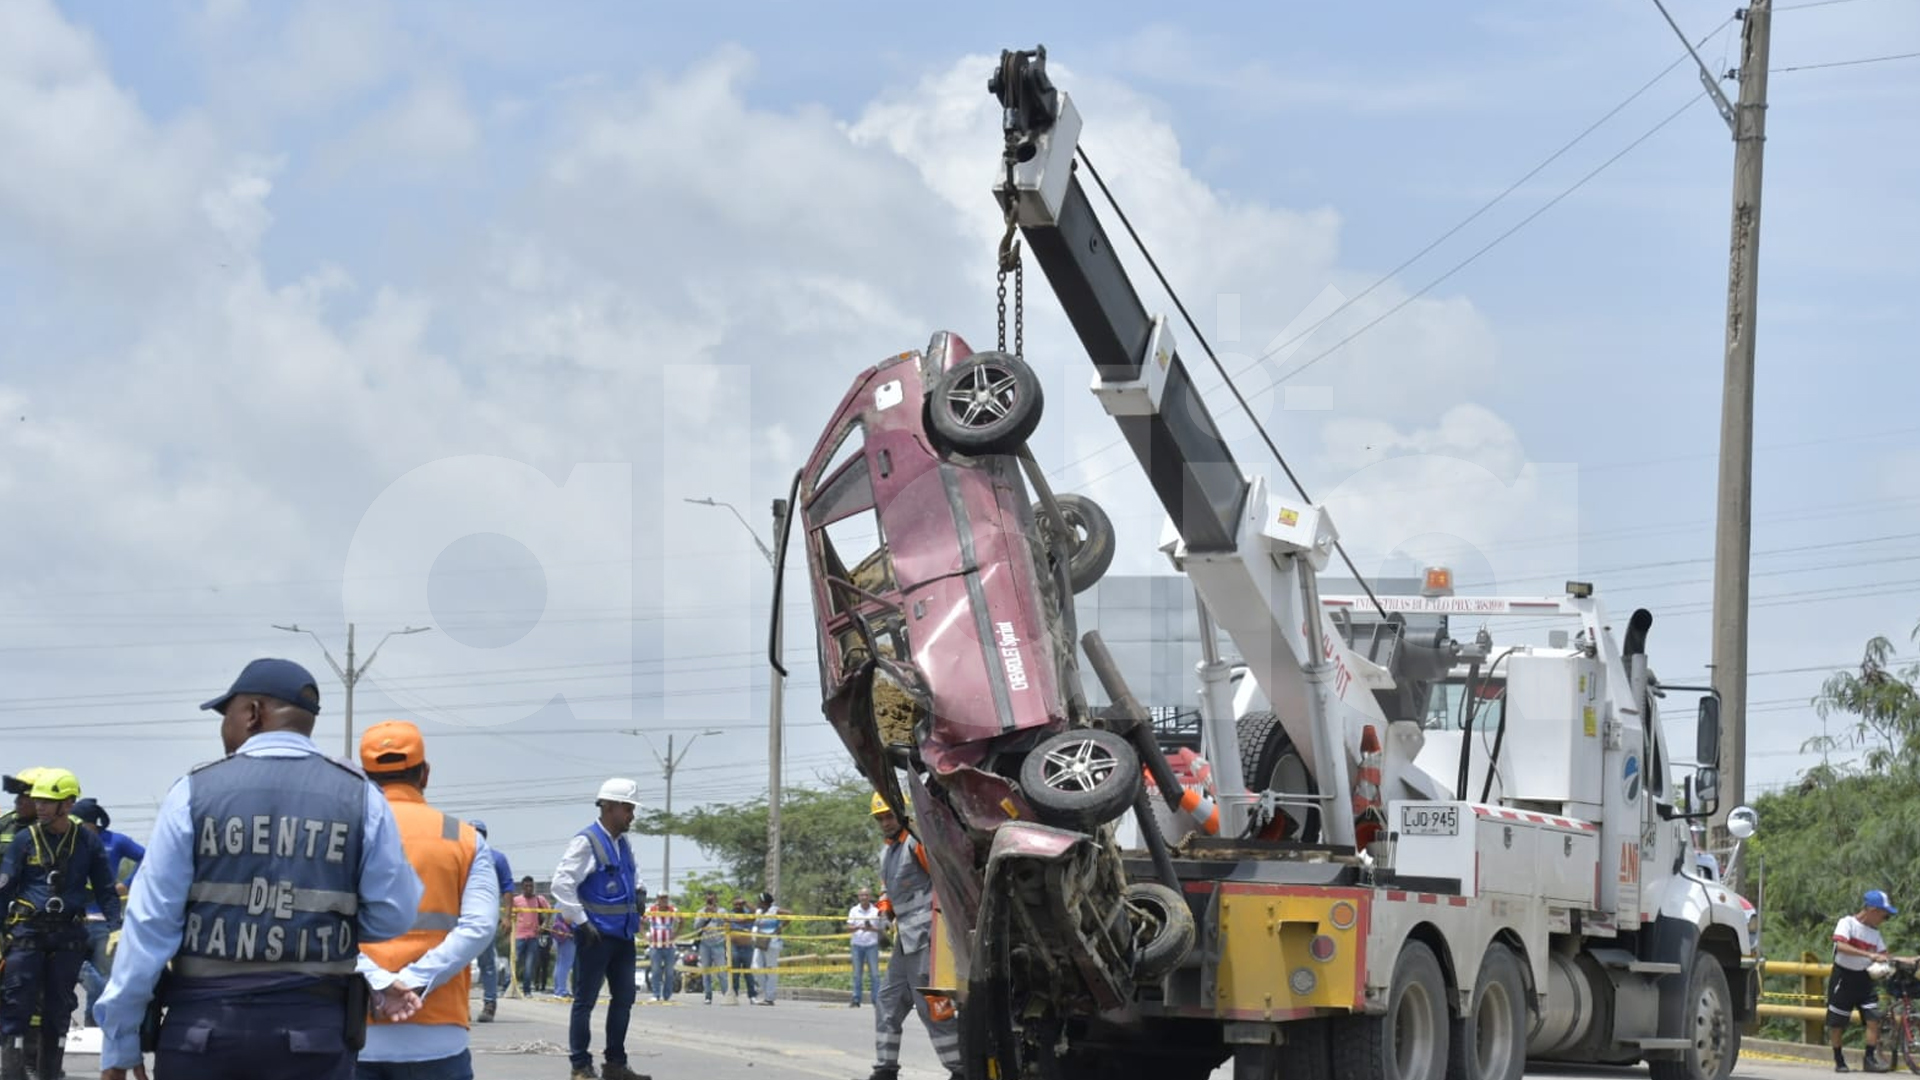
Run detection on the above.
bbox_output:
[1756,953,1850,1043]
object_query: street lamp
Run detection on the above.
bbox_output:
[272,623,433,757]
[684,495,789,897]
[633,728,724,899]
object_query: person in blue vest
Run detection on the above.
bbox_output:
[549,778,650,1080]
[0,767,120,1080]
[466,820,513,1023]
[74,797,145,1029]
[94,657,425,1080]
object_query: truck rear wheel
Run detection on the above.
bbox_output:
[1648,955,1736,1080]
[1448,943,1527,1080]
[1232,1019,1332,1080]
[1333,940,1450,1080]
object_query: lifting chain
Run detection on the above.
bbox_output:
[996,155,1025,361]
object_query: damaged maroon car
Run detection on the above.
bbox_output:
[772,331,1184,1012]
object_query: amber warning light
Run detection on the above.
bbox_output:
[1422,567,1453,597]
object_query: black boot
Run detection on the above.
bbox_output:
[0,1040,26,1080]
[33,1035,60,1080]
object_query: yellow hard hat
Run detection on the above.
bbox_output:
[870,792,910,817]
[30,768,80,802]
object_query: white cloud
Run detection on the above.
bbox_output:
[319,75,480,179]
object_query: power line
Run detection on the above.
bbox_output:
[1774,50,1920,72]
[1045,17,1733,487]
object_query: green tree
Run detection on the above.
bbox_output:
[634,773,883,922]
[1804,622,1920,774]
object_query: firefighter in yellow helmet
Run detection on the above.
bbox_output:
[866,789,959,1080]
[0,768,120,1080]
[0,770,48,858]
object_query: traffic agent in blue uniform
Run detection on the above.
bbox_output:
[94,658,423,1080]
[0,767,120,1080]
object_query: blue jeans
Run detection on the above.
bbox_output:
[699,940,727,1000]
[355,1050,473,1080]
[648,946,677,1000]
[553,937,576,996]
[475,943,499,1004]
[80,919,114,1022]
[851,942,881,1004]
[731,945,757,999]
[571,932,638,1072]
[514,937,541,994]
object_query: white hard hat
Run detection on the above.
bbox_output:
[597,777,642,807]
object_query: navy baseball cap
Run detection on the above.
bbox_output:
[1867,889,1899,915]
[72,798,110,828]
[201,658,323,714]
[469,819,488,837]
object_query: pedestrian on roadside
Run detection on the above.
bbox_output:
[550,777,650,1080]
[353,720,500,1080]
[94,657,424,1080]
[727,896,758,1004]
[467,820,514,1023]
[1829,889,1912,1072]
[752,890,784,1006]
[644,894,679,1001]
[847,886,884,1008]
[512,877,550,997]
[866,792,962,1080]
[692,893,730,1004]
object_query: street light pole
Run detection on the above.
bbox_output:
[635,728,723,898]
[685,495,787,897]
[272,622,432,757]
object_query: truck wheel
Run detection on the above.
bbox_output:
[1124,882,1196,982]
[1019,728,1142,831]
[1648,956,1736,1080]
[1333,940,1450,1080]
[928,351,1043,456]
[1035,493,1115,594]
[1448,943,1527,1080]
[1237,712,1320,842]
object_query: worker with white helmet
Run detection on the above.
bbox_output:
[550,778,651,1080]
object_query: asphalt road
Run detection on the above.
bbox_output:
[59,988,1837,1080]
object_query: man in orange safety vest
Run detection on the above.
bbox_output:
[355,720,502,1080]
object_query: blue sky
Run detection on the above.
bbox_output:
[1,0,1916,892]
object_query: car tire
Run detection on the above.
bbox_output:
[1125,882,1196,982]
[928,351,1043,455]
[1036,493,1116,594]
[1019,727,1142,830]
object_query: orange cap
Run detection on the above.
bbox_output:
[360,720,426,773]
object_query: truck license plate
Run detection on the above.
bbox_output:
[1399,806,1460,836]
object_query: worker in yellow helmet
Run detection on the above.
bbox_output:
[0,768,120,1080]
[0,770,48,857]
[867,788,959,1080]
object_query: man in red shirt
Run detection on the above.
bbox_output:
[512,877,551,997]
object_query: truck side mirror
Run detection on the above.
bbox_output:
[1691,767,1719,817]
[1696,695,1721,768]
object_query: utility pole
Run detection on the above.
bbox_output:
[1711,0,1771,838]
[273,622,432,757]
[635,728,721,899]
[684,494,788,897]
[1651,0,1772,867]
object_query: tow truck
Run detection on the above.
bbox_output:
[788,46,1758,1080]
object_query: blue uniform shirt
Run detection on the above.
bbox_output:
[86,830,146,918]
[490,847,513,895]
[0,819,121,927]
[93,731,424,1071]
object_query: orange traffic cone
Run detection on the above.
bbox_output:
[1352,725,1386,849]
